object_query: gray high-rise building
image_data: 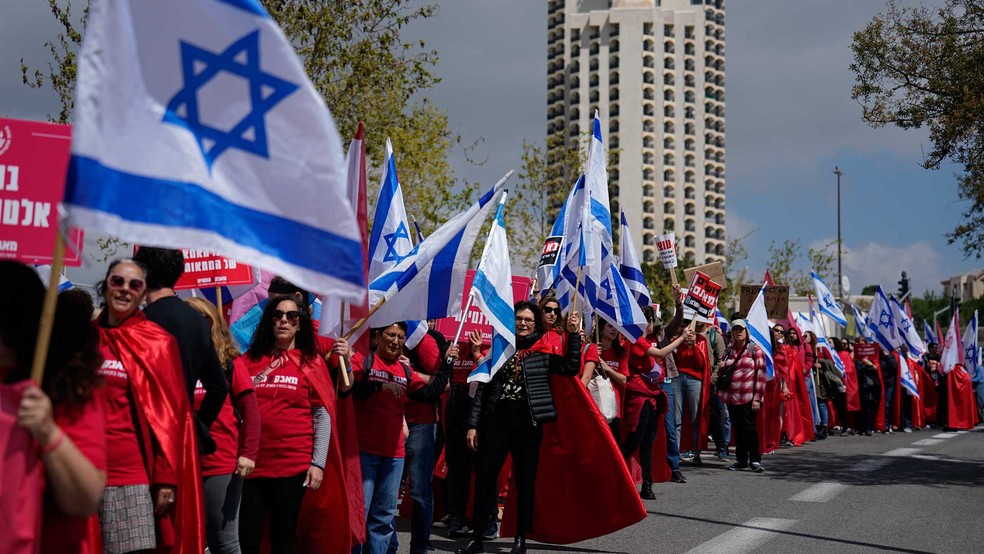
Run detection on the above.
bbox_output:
[548,0,726,265]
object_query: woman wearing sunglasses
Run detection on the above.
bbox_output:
[94,258,203,553]
[236,295,342,554]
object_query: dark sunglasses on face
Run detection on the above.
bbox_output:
[107,274,146,293]
[543,306,561,315]
[272,310,301,324]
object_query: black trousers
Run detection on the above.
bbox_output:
[859,389,881,433]
[727,402,761,465]
[936,373,949,427]
[471,399,543,539]
[620,401,658,480]
[445,385,478,523]
[239,472,307,554]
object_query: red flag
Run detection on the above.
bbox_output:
[764,269,776,286]
[787,308,803,338]
[935,318,945,348]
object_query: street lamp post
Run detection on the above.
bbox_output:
[834,167,843,299]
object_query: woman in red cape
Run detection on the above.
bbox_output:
[93,259,203,554]
[774,335,807,445]
[836,345,861,429]
[756,326,783,455]
[946,365,978,430]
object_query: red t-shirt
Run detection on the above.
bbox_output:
[451,344,477,385]
[405,333,442,425]
[40,393,107,554]
[599,345,630,415]
[238,352,324,479]
[579,343,601,374]
[353,355,430,458]
[675,343,702,380]
[97,345,151,486]
[626,337,662,395]
[193,363,254,476]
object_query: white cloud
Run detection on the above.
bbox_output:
[725,207,757,242]
[840,240,945,297]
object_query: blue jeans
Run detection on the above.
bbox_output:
[405,423,436,554]
[817,399,829,426]
[660,380,680,471]
[884,383,896,430]
[709,390,730,453]
[358,452,405,554]
[672,373,703,452]
[805,371,821,425]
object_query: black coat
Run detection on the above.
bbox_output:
[467,331,581,429]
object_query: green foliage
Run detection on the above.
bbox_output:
[20,0,85,124]
[861,284,880,296]
[764,239,839,296]
[850,0,984,259]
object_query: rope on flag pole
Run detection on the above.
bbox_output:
[31,232,66,383]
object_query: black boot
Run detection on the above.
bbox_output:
[640,479,656,500]
[455,538,485,554]
[510,535,527,554]
[816,425,827,440]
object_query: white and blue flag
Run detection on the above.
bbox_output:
[890,296,925,360]
[619,210,651,310]
[812,271,847,328]
[536,174,580,300]
[468,193,516,383]
[745,282,775,380]
[962,310,979,373]
[715,308,729,333]
[867,286,901,351]
[367,172,512,328]
[850,304,870,339]
[810,299,846,375]
[34,265,73,292]
[923,320,938,345]
[64,0,363,301]
[795,311,816,336]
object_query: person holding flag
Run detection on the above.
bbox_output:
[940,310,978,430]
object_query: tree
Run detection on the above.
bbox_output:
[850,0,984,259]
[861,284,880,296]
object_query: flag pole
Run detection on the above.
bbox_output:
[452,293,476,346]
[31,233,67,383]
[335,301,352,389]
[215,286,223,318]
[571,264,583,317]
[342,297,387,341]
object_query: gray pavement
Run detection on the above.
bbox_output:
[397,425,984,553]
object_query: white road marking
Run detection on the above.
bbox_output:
[685,518,798,554]
[912,439,944,446]
[789,482,848,503]
[933,433,959,439]
[883,448,922,457]
[849,458,892,472]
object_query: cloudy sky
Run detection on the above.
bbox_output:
[3,0,978,295]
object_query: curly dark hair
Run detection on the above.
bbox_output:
[268,276,311,309]
[0,262,102,408]
[514,300,546,335]
[247,295,317,363]
[132,247,183,289]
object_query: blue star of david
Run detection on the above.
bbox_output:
[823,293,836,310]
[901,318,912,334]
[965,346,975,361]
[382,222,415,264]
[879,309,893,329]
[601,278,613,300]
[163,31,299,170]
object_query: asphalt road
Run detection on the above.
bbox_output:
[397,426,984,553]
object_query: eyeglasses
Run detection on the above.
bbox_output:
[515,316,536,324]
[272,310,301,324]
[107,274,146,293]
[542,306,561,315]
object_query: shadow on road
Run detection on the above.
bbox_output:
[646,511,935,554]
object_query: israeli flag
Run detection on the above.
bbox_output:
[812,271,847,328]
[811,302,846,375]
[364,139,426,348]
[923,320,938,345]
[850,304,870,338]
[553,175,587,311]
[64,0,363,301]
[795,311,816,336]
[367,172,512,327]
[536,174,580,298]
[619,211,651,309]
[962,310,979,372]
[890,296,925,360]
[468,194,516,383]
[745,282,775,379]
[596,263,648,342]
[867,286,901,351]
[715,308,729,334]
[34,265,73,292]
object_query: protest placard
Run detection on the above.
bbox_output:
[0,118,83,265]
[739,284,790,319]
[682,270,722,320]
[173,249,255,289]
[654,232,677,269]
[683,261,725,291]
[537,236,562,269]
[435,269,532,344]
[854,343,880,365]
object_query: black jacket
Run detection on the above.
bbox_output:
[467,331,582,429]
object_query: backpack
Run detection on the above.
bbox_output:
[585,345,618,422]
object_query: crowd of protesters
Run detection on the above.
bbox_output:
[2,250,979,554]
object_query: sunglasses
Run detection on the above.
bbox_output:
[542,306,561,315]
[107,274,146,293]
[272,310,301,324]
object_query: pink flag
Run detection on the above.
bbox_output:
[0,381,45,554]
[940,309,963,375]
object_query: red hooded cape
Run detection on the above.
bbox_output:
[905,358,927,429]
[499,338,646,544]
[914,362,936,426]
[838,351,861,412]
[757,377,782,454]
[677,338,712,454]
[777,345,808,445]
[96,312,204,554]
[789,348,815,442]
[0,381,45,554]
[945,367,978,430]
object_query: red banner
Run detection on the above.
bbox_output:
[0,118,83,265]
[173,249,255,290]
[434,269,532,345]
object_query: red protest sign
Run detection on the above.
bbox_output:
[854,343,880,365]
[682,270,722,320]
[173,249,255,290]
[434,269,532,345]
[0,118,83,266]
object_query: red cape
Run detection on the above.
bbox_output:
[838,352,861,412]
[915,362,937,425]
[907,359,927,429]
[757,378,782,454]
[777,345,807,445]
[789,349,815,442]
[97,312,204,554]
[499,374,646,544]
[678,338,712,454]
[0,381,45,554]
[945,367,978,430]
[890,352,905,428]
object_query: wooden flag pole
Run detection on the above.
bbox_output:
[342,297,387,341]
[669,268,679,288]
[571,265,583,317]
[30,233,67,383]
[215,286,223,318]
[336,301,352,389]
